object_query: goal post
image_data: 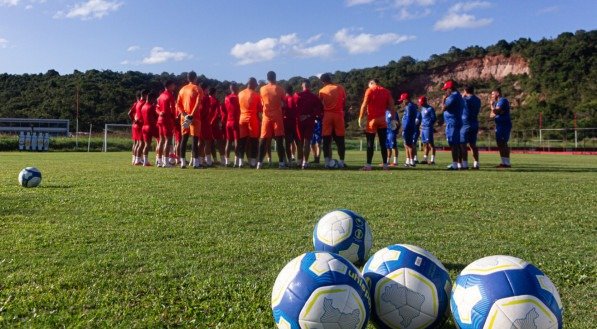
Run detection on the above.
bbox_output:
[103,124,132,152]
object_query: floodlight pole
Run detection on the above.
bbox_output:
[104,124,108,152]
[87,124,92,152]
[574,113,578,148]
[76,87,80,149]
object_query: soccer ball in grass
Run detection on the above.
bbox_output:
[313,209,373,266]
[451,255,563,329]
[327,159,339,169]
[362,244,452,329]
[18,167,42,188]
[271,252,371,329]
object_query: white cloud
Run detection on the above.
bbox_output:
[230,33,333,65]
[434,1,493,31]
[292,44,334,58]
[393,0,435,6]
[54,0,122,20]
[120,60,129,65]
[141,47,192,65]
[0,0,20,6]
[396,7,431,20]
[127,45,140,52]
[346,0,376,6]
[333,28,415,54]
[538,6,559,15]
[0,38,8,48]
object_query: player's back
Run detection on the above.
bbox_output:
[319,84,345,113]
[135,100,145,124]
[260,83,285,118]
[444,91,463,124]
[494,97,511,125]
[177,83,201,115]
[141,103,157,126]
[296,90,323,117]
[402,102,417,128]
[463,95,481,127]
[421,106,436,128]
[365,86,391,118]
[239,89,260,119]
[225,94,240,122]
[157,91,175,122]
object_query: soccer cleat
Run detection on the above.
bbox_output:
[389,163,397,167]
[301,163,310,170]
[143,162,152,167]
[360,165,372,171]
[472,166,480,170]
[383,164,389,171]
[446,165,458,170]
[496,163,512,168]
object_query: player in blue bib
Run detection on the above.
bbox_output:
[441,80,463,170]
[412,107,422,163]
[460,85,481,169]
[385,108,400,166]
[490,87,512,168]
[399,93,418,167]
[419,96,436,164]
[310,119,322,164]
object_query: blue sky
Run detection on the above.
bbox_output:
[0,0,595,81]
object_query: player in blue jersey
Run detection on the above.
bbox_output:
[310,119,322,164]
[490,87,512,168]
[398,93,417,167]
[419,96,436,165]
[441,80,463,170]
[461,85,481,169]
[412,106,422,163]
[385,108,400,166]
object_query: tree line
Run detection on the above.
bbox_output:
[0,29,594,137]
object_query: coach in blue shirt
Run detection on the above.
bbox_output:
[490,87,512,168]
[441,80,463,170]
[419,96,436,164]
[461,86,481,169]
[399,93,418,167]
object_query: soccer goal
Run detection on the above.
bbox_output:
[103,124,132,152]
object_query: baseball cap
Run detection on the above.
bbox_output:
[398,93,410,102]
[418,96,427,105]
[441,80,454,90]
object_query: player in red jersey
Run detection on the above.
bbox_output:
[209,87,226,166]
[141,92,158,166]
[284,85,297,165]
[224,83,240,166]
[197,82,213,167]
[132,89,149,165]
[127,90,142,165]
[156,80,177,167]
[294,79,323,169]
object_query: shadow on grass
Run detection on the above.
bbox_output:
[444,262,467,273]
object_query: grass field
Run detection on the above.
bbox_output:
[0,151,595,328]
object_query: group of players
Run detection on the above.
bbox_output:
[129,70,512,170]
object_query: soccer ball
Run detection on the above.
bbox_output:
[362,244,452,329]
[271,252,371,329]
[451,255,563,329]
[327,159,339,169]
[313,209,373,266]
[18,167,42,188]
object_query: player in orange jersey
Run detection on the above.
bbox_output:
[237,77,262,168]
[318,73,347,168]
[358,79,394,170]
[176,71,203,169]
[257,71,287,169]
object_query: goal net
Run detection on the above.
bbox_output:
[103,124,133,152]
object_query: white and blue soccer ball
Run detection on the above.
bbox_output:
[451,255,563,329]
[271,252,371,329]
[362,244,452,329]
[18,167,42,188]
[313,209,373,266]
[327,159,339,169]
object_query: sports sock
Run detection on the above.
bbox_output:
[462,161,468,168]
[505,158,511,165]
[393,156,397,164]
[474,161,479,167]
[206,155,213,166]
[132,155,135,164]
[457,162,462,169]
[413,155,418,162]
[221,156,226,165]
[501,157,507,165]
[431,155,435,162]
[324,157,331,166]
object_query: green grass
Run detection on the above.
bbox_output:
[0,151,595,328]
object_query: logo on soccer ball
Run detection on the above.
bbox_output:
[299,286,367,329]
[484,295,559,329]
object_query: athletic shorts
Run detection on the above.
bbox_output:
[402,128,415,145]
[413,128,421,145]
[460,125,478,145]
[158,122,174,138]
[322,112,345,137]
[200,121,213,141]
[386,129,398,149]
[445,123,461,145]
[239,116,260,139]
[311,120,322,145]
[366,116,387,134]
[141,125,155,142]
[260,116,285,139]
[421,128,434,144]
[226,121,239,140]
[186,119,201,137]
[296,117,315,142]
[174,122,182,142]
[132,123,141,141]
[495,124,512,143]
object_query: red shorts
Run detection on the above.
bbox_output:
[132,123,141,141]
[322,112,345,137]
[212,124,224,140]
[366,116,387,134]
[239,116,260,139]
[296,117,315,141]
[158,121,174,138]
[141,125,156,142]
[174,123,182,142]
[260,116,285,139]
[200,121,213,141]
[226,121,239,140]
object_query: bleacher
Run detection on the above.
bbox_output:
[0,118,70,136]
